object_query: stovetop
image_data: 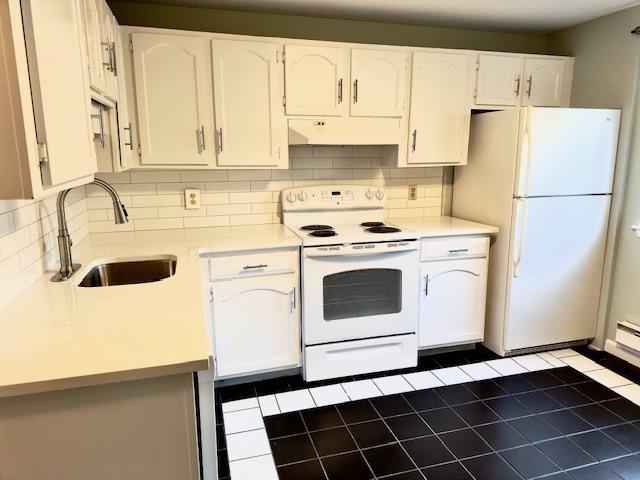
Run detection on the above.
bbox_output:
[286,221,416,246]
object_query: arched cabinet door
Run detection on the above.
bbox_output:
[284,44,348,116]
[522,58,565,106]
[475,54,524,106]
[131,33,214,166]
[212,274,300,378]
[419,258,488,348]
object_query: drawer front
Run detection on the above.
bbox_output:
[208,248,298,280]
[304,334,417,382]
[421,236,489,261]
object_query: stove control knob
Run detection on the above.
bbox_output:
[297,191,308,202]
[375,189,385,200]
[365,189,374,200]
[286,192,297,203]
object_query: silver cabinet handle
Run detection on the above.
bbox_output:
[217,128,223,153]
[242,264,268,270]
[514,75,521,96]
[110,42,117,76]
[101,42,112,71]
[123,122,133,150]
[289,287,296,314]
[424,275,429,296]
[526,75,533,97]
[448,248,469,254]
[199,126,206,152]
[411,129,417,152]
[353,79,358,103]
[337,78,343,103]
[91,108,105,148]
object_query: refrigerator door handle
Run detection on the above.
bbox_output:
[517,110,533,197]
[513,198,528,278]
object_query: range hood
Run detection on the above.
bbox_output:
[288,117,404,145]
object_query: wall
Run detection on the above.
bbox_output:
[0,190,88,310]
[87,146,443,232]
[547,7,640,345]
[107,1,548,53]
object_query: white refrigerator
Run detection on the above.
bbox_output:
[453,107,620,356]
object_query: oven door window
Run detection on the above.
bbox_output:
[323,268,402,321]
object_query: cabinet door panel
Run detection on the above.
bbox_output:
[213,274,300,377]
[23,0,96,186]
[419,258,488,348]
[82,0,106,94]
[132,33,213,165]
[522,58,565,107]
[475,54,523,106]
[102,6,118,100]
[350,49,407,117]
[407,51,473,165]
[212,39,287,168]
[285,45,347,116]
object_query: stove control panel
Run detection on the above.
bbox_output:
[282,185,385,211]
[304,240,419,257]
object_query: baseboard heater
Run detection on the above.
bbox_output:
[616,321,640,354]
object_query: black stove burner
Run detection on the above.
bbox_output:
[300,224,333,231]
[309,230,338,237]
[360,222,384,227]
[366,226,401,234]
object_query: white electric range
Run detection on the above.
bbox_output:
[282,185,420,381]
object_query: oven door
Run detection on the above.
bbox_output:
[303,245,420,345]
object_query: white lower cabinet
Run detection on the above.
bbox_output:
[206,249,300,378]
[418,237,489,349]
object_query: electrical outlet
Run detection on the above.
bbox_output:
[184,188,201,210]
[408,185,418,201]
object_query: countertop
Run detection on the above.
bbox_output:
[0,224,300,398]
[390,216,499,237]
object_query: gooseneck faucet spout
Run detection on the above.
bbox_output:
[51,178,128,282]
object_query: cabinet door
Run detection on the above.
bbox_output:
[522,58,565,107]
[284,45,348,116]
[22,0,96,186]
[101,6,118,100]
[419,258,488,348]
[475,54,524,106]
[407,51,473,165]
[131,33,213,166]
[212,274,300,377]
[211,39,287,168]
[113,23,132,171]
[350,49,407,117]
[82,0,106,94]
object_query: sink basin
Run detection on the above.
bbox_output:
[78,256,177,287]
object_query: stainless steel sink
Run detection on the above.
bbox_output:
[78,256,177,287]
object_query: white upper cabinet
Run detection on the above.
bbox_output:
[284,44,348,116]
[82,0,106,94]
[475,54,524,106]
[211,39,287,168]
[406,50,474,166]
[101,6,118,99]
[350,49,408,117]
[522,58,566,107]
[131,33,214,166]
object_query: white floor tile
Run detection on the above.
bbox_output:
[536,352,567,368]
[275,389,316,413]
[224,408,264,434]
[226,429,271,461]
[222,397,259,413]
[585,368,633,389]
[403,371,444,390]
[460,362,502,380]
[258,395,280,417]
[342,379,383,400]
[612,384,640,406]
[549,348,580,358]
[486,358,527,376]
[373,375,415,395]
[309,384,350,407]
[432,367,473,385]
[513,354,554,372]
[229,454,278,480]
[561,354,604,373]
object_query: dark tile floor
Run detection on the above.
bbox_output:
[214,346,640,480]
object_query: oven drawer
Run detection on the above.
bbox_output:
[304,334,417,382]
[420,236,489,261]
[208,248,298,280]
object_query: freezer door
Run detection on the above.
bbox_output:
[515,108,620,196]
[504,195,610,351]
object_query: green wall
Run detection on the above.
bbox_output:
[107,1,548,53]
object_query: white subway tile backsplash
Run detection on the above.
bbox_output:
[89,147,444,233]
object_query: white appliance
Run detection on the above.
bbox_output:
[282,185,420,381]
[453,107,620,356]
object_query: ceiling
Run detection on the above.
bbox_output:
[114,0,640,32]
